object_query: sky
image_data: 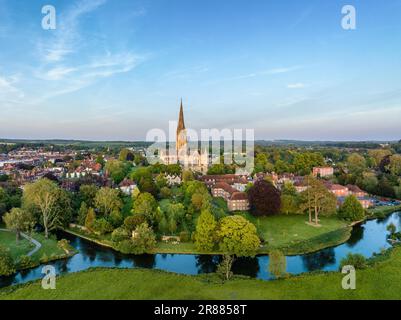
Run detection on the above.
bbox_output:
[0,0,401,141]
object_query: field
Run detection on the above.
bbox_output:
[2,246,401,300]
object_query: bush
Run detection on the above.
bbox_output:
[92,218,114,235]
[124,214,146,232]
[57,239,71,253]
[115,239,137,254]
[339,253,367,270]
[0,246,15,276]
[17,255,35,269]
[179,231,190,243]
[338,195,365,221]
[111,227,131,242]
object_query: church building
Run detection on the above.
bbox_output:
[159,100,209,173]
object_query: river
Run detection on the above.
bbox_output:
[1,212,400,288]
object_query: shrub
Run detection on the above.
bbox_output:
[111,227,131,242]
[179,231,190,243]
[57,239,71,253]
[387,223,397,235]
[92,218,114,235]
[115,239,137,254]
[339,253,367,270]
[17,255,35,269]
[0,246,15,276]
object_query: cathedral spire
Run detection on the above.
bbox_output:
[178,98,185,130]
[176,98,187,152]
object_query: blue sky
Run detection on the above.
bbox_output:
[0,0,400,141]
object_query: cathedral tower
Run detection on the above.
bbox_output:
[176,99,187,152]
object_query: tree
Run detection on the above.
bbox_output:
[124,214,146,232]
[133,192,158,222]
[248,180,281,216]
[160,187,172,199]
[388,154,401,176]
[182,170,194,182]
[338,195,365,222]
[131,222,157,254]
[92,218,114,235]
[293,152,324,175]
[0,245,15,276]
[94,187,122,217]
[368,149,392,168]
[194,209,217,252]
[77,202,89,225]
[23,179,63,238]
[79,184,98,208]
[299,176,337,225]
[216,255,234,281]
[2,208,35,243]
[347,153,366,176]
[85,208,96,231]
[269,250,287,279]
[105,160,130,184]
[280,194,299,215]
[217,215,260,257]
[119,148,135,162]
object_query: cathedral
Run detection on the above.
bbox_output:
[159,100,209,173]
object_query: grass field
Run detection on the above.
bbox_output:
[240,213,351,255]
[2,246,401,300]
[0,230,72,267]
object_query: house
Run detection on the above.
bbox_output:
[228,192,250,211]
[119,179,138,195]
[200,174,248,190]
[211,182,250,212]
[326,183,349,197]
[346,184,368,198]
[313,167,334,178]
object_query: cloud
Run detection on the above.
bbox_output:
[287,83,306,89]
[227,65,303,81]
[0,75,24,102]
[39,0,107,62]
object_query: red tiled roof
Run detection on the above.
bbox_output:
[230,192,248,201]
[213,182,237,194]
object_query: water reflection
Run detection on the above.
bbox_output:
[301,248,336,272]
[1,212,400,288]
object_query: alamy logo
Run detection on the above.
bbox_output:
[41,265,56,290]
[42,5,57,30]
[341,265,356,290]
[341,5,356,30]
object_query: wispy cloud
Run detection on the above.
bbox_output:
[228,65,303,81]
[0,74,24,102]
[39,0,107,62]
[287,83,306,89]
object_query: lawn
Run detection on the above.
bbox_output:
[240,213,351,255]
[0,230,72,267]
[2,246,401,300]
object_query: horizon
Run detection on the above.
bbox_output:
[1,0,401,141]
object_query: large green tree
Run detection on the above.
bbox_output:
[2,208,35,243]
[23,179,65,238]
[299,177,337,225]
[194,209,217,252]
[133,192,158,222]
[338,195,365,222]
[94,187,122,217]
[217,215,260,257]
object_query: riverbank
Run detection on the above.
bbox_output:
[65,214,351,256]
[2,245,401,300]
[0,230,76,272]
